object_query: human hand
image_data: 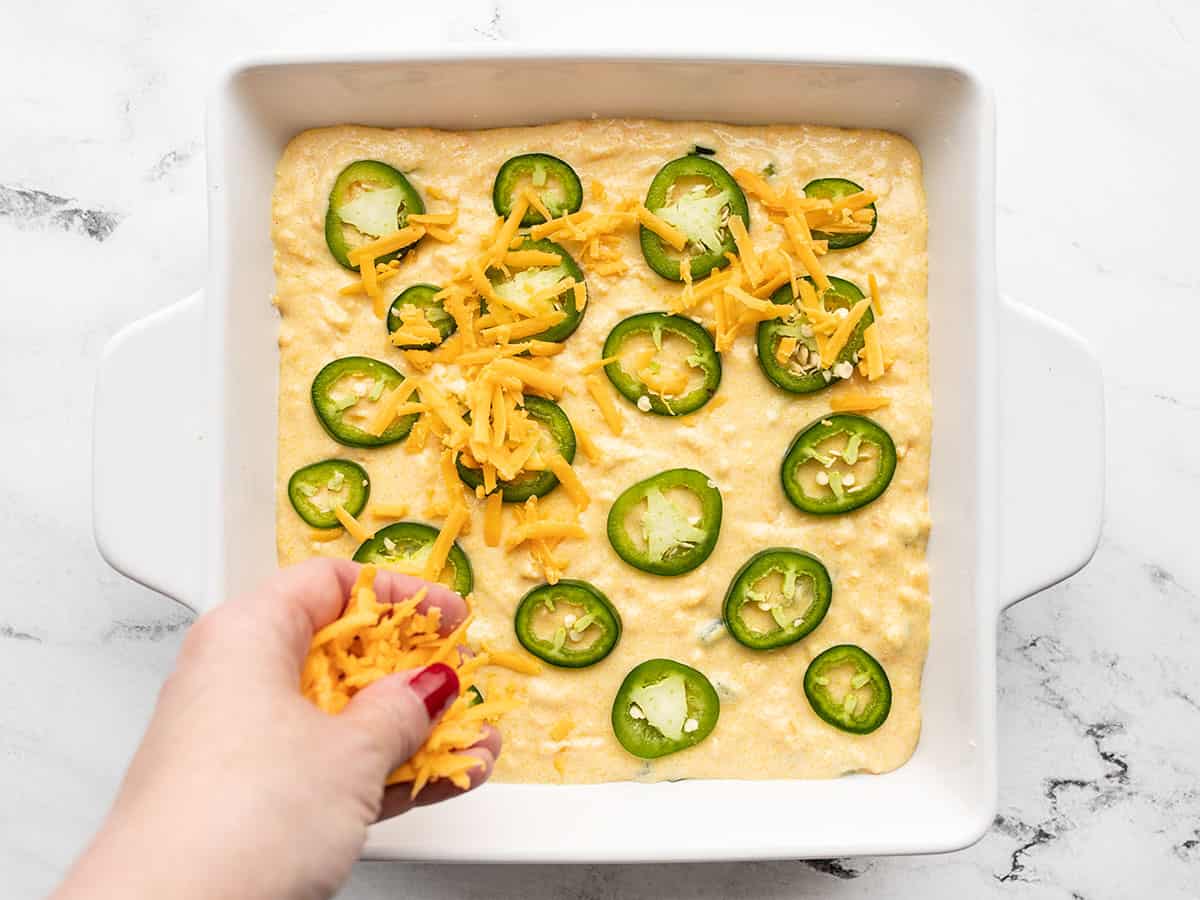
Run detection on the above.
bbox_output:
[54,559,499,900]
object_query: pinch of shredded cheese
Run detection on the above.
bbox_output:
[301,566,518,797]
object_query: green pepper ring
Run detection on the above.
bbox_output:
[611,658,721,759]
[639,155,750,282]
[485,237,588,343]
[386,283,456,351]
[456,396,577,502]
[780,414,897,515]
[804,177,877,250]
[311,356,418,448]
[324,160,425,270]
[803,644,892,734]
[286,460,371,529]
[492,153,584,226]
[755,276,875,394]
[601,312,721,416]
[606,468,722,576]
[514,580,622,668]
[722,548,833,650]
[352,521,473,597]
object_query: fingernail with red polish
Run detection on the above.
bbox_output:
[409,663,459,720]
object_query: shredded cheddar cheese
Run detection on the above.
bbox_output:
[580,356,619,375]
[333,506,373,543]
[366,378,421,437]
[635,204,688,251]
[408,210,458,227]
[370,502,409,519]
[504,249,562,268]
[485,648,543,676]
[822,298,872,363]
[309,528,345,543]
[347,226,427,267]
[483,492,503,547]
[546,454,590,510]
[830,391,891,412]
[573,422,602,462]
[422,507,469,582]
[863,322,885,381]
[302,567,517,796]
[728,216,762,286]
[586,374,623,435]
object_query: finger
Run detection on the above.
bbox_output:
[470,723,503,760]
[230,559,469,680]
[370,570,468,634]
[340,664,460,781]
[376,745,496,821]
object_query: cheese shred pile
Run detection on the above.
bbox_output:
[301,565,520,796]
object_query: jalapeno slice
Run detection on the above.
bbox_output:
[456,396,577,502]
[311,357,418,448]
[607,468,722,576]
[611,659,720,759]
[465,685,485,707]
[352,522,473,596]
[514,580,622,668]
[804,177,877,250]
[723,549,832,650]
[601,313,721,416]
[286,460,370,529]
[387,283,456,350]
[325,160,425,270]
[755,276,875,394]
[492,153,583,226]
[781,414,897,515]
[485,238,587,343]
[803,644,892,734]
[640,156,750,282]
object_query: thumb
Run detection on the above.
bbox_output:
[341,663,460,777]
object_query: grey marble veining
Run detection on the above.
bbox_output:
[2,1,1198,897]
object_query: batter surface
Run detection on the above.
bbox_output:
[271,119,931,783]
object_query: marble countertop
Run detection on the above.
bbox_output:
[2,1,1197,897]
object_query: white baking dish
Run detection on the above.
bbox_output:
[92,52,1104,862]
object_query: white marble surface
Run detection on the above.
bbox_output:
[2,1,1198,897]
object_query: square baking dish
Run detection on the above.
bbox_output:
[93,52,1104,862]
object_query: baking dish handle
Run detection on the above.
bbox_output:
[998,296,1104,609]
[93,291,209,611]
